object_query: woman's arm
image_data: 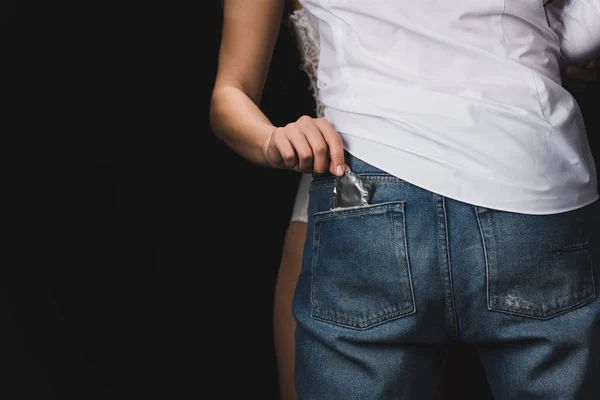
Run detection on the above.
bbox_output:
[210,0,347,175]
[210,0,285,167]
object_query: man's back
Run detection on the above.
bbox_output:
[301,0,598,214]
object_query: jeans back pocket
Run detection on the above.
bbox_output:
[477,206,595,319]
[310,201,416,330]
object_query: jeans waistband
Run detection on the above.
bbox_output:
[344,151,388,175]
[312,151,391,179]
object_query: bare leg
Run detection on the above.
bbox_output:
[273,221,306,400]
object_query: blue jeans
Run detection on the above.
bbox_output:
[293,152,600,399]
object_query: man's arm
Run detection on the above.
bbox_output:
[546,0,600,66]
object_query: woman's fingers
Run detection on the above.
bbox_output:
[315,118,347,176]
[266,116,347,175]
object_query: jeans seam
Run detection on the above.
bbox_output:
[486,211,497,311]
[475,206,492,312]
[442,198,460,340]
[401,202,417,319]
[435,195,459,340]
[310,174,405,188]
[310,217,320,326]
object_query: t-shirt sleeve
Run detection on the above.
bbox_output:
[546,0,600,66]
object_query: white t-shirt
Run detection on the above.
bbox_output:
[296,0,599,214]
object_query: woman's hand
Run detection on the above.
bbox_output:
[264,116,348,176]
[561,59,597,93]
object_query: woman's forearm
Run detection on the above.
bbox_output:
[211,0,285,167]
[210,85,275,168]
[211,1,345,175]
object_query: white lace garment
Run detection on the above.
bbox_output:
[288,9,320,223]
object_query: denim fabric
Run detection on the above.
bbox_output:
[292,152,600,399]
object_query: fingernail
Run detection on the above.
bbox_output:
[336,165,344,176]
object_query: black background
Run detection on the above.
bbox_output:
[6,3,311,398]
[4,2,598,398]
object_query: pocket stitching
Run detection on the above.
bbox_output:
[475,206,497,313]
[310,201,416,330]
[478,207,596,319]
[491,288,595,319]
[310,174,405,189]
[313,201,405,220]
